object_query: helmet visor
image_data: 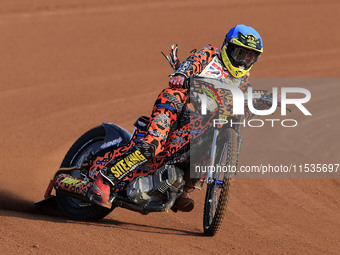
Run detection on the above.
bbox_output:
[227,44,260,69]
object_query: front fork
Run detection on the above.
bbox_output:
[205,123,243,186]
[206,128,219,185]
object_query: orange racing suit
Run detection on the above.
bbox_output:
[90,44,250,186]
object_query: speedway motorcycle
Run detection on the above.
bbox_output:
[36,76,273,236]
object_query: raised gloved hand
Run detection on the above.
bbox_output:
[169,75,186,89]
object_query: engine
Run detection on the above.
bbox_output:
[126,165,185,206]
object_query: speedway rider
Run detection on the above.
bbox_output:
[89,24,264,212]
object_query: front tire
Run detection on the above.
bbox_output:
[56,125,113,221]
[203,128,238,236]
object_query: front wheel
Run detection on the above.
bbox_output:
[56,125,114,221]
[203,128,238,236]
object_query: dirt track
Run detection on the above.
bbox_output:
[0,0,339,254]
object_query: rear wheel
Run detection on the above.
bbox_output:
[203,128,238,236]
[56,125,113,221]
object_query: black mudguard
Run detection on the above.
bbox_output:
[101,122,131,148]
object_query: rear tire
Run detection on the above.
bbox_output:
[203,128,238,236]
[56,125,113,221]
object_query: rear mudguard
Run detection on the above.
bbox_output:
[43,122,132,199]
[101,122,131,148]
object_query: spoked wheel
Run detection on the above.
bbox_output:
[56,125,114,221]
[203,128,238,236]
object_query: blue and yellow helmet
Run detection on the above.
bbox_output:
[221,24,263,78]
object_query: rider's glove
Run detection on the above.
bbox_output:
[169,74,186,89]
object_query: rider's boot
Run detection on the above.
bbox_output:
[172,176,206,212]
[173,191,194,212]
[88,174,112,209]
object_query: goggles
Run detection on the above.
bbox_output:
[227,44,260,69]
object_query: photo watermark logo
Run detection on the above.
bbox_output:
[188,78,338,179]
[199,85,312,128]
